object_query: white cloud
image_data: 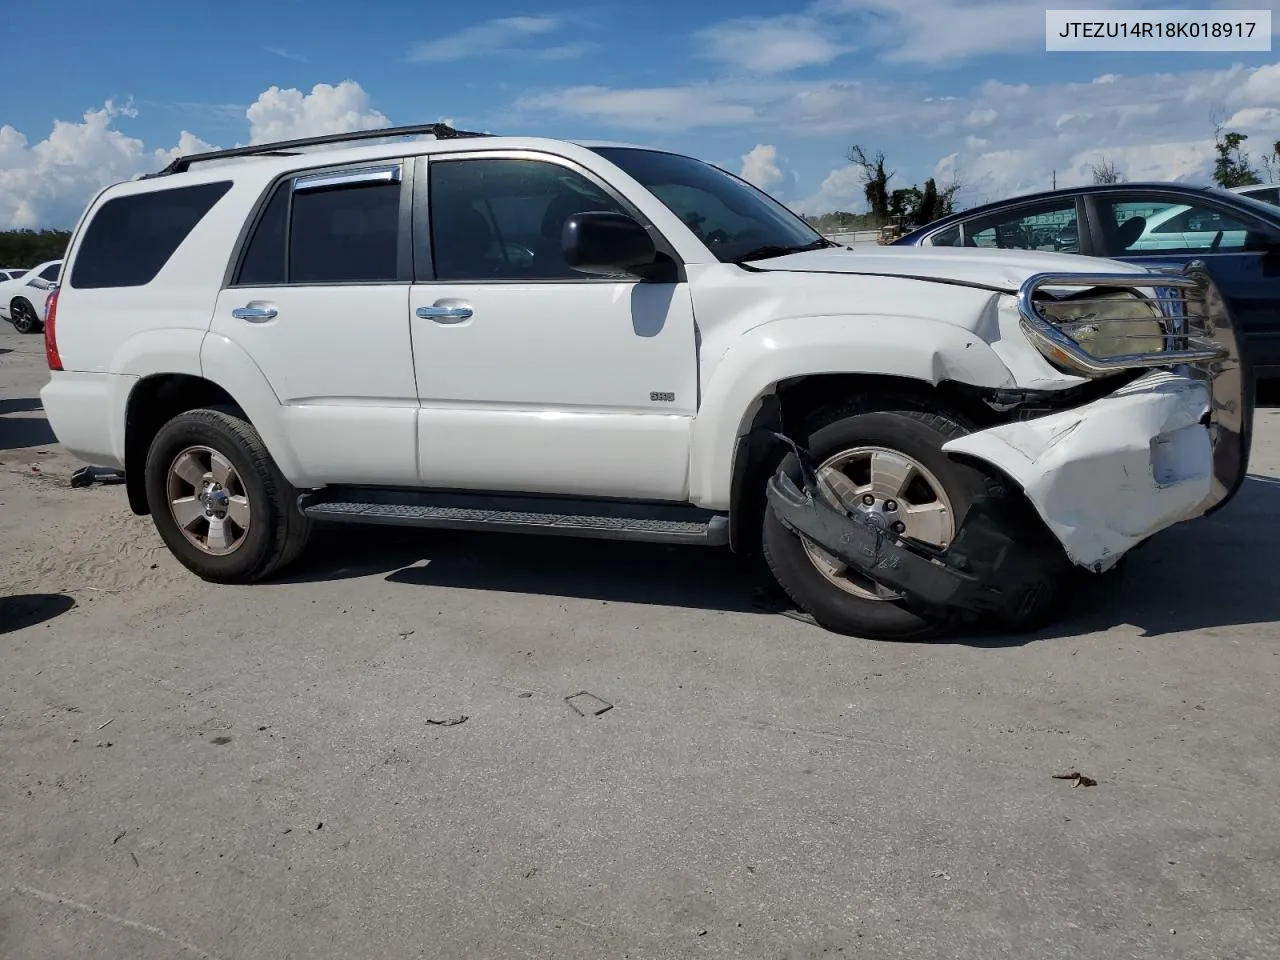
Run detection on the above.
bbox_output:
[794,164,865,214]
[0,102,154,229]
[517,84,762,131]
[0,81,391,228]
[246,80,388,145]
[697,16,848,73]
[520,60,1280,209]
[407,16,560,62]
[740,144,785,190]
[821,0,1139,63]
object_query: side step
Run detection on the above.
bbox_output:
[299,488,729,546]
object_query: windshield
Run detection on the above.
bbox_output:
[592,147,826,262]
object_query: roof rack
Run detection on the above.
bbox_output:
[145,122,491,178]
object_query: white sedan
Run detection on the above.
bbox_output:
[0,260,62,333]
[1125,204,1249,252]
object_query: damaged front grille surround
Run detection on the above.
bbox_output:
[1016,269,1226,378]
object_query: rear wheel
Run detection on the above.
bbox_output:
[10,298,40,334]
[762,398,1069,639]
[144,407,311,582]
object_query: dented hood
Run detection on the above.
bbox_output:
[744,246,1150,293]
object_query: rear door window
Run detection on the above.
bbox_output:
[70,181,232,288]
[234,165,403,285]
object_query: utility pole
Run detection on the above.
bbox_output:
[1052,169,1056,189]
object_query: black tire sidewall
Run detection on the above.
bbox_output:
[11,298,37,334]
[763,410,991,639]
[144,412,278,581]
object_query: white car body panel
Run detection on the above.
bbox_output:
[209,284,420,486]
[410,279,697,499]
[735,245,1150,292]
[0,260,61,324]
[1127,203,1248,252]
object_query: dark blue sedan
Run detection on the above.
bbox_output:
[893,182,1280,378]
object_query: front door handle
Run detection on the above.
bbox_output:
[416,300,473,324]
[232,303,278,322]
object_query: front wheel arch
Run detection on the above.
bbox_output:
[727,374,1002,554]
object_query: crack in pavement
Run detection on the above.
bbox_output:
[12,883,227,960]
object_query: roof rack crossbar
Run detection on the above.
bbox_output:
[149,122,490,177]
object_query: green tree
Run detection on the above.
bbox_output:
[1213,127,1262,188]
[1259,140,1280,184]
[1090,156,1123,184]
[889,185,923,221]
[846,144,893,224]
[0,229,71,268]
[935,174,963,217]
[915,178,940,226]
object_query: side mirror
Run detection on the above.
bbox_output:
[562,211,657,276]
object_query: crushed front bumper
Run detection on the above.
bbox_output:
[944,370,1217,571]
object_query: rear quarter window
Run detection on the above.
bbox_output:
[70,181,233,289]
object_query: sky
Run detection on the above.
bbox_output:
[1,0,1278,229]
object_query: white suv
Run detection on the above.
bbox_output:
[40,124,1253,639]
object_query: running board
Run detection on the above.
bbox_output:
[298,488,729,546]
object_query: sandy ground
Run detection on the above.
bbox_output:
[3,326,1280,960]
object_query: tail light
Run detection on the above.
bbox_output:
[44,287,62,371]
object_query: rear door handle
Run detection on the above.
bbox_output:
[232,303,278,322]
[416,301,473,323]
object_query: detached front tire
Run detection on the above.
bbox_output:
[762,398,1070,640]
[144,407,311,583]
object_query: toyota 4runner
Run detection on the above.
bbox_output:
[40,123,1254,639]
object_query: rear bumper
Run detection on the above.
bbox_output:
[943,371,1223,571]
[39,371,135,470]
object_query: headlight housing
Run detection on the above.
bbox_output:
[1017,272,1226,378]
[1036,289,1166,359]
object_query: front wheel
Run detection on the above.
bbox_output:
[144,407,311,583]
[762,400,1070,640]
[10,298,40,334]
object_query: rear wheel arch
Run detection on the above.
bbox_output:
[123,374,244,515]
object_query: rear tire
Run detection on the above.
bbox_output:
[762,397,1070,640]
[144,407,311,583]
[10,297,40,334]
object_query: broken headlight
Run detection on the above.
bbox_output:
[1035,289,1167,360]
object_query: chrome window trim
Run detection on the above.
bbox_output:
[293,164,402,193]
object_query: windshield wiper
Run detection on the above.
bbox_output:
[733,237,838,264]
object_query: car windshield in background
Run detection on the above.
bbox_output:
[592,147,827,263]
